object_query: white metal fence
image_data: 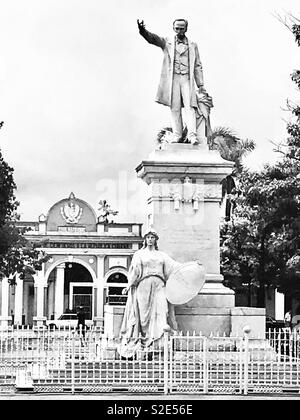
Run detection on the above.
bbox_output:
[1,326,300,395]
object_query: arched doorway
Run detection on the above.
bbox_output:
[65,263,93,319]
[46,262,94,320]
[105,271,128,306]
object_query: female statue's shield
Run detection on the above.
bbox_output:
[166,261,205,305]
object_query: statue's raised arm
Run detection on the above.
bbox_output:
[136,18,165,49]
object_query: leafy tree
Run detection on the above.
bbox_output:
[221,15,300,306]
[0,124,17,227]
[273,14,300,279]
[0,125,48,284]
[221,165,300,307]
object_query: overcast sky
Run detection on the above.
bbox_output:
[0,0,299,224]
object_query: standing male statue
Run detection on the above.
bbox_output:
[137,19,211,145]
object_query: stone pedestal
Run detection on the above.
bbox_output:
[104,305,125,337]
[136,143,265,336]
[93,316,104,329]
[231,307,266,338]
[136,144,233,269]
[0,316,12,330]
[33,316,47,327]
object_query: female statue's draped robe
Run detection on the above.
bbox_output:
[119,248,179,358]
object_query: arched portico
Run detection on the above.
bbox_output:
[45,258,97,284]
[46,258,97,320]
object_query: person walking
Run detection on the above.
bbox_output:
[77,306,86,341]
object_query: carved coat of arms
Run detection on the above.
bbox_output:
[60,194,83,224]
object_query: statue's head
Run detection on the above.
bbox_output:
[173,19,188,39]
[142,228,159,250]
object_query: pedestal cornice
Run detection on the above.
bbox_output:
[136,144,234,184]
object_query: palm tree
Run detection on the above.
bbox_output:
[208,127,255,167]
[208,127,255,220]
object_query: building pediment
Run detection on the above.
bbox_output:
[46,193,97,232]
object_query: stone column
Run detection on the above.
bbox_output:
[55,264,65,319]
[0,278,11,328]
[136,143,235,335]
[94,256,104,327]
[33,268,47,326]
[14,275,24,325]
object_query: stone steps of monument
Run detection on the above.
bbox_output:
[30,360,300,382]
[30,379,165,394]
[173,337,278,348]
[174,352,278,362]
[0,377,15,383]
[42,368,164,380]
[53,357,300,366]
[31,372,300,389]
[14,347,300,391]
[65,346,279,362]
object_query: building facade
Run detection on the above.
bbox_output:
[0,193,143,328]
[0,192,287,330]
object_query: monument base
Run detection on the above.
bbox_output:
[188,277,235,308]
[134,143,266,338]
[231,307,266,338]
[93,316,104,329]
[175,306,232,335]
[0,316,12,329]
[175,280,265,337]
[175,306,265,337]
[104,304,265,338]
[33,317,47,327]
[104,305,125,337]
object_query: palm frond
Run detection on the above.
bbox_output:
[208,126,255,170]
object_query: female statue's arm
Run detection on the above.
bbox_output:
[126,252,142,291]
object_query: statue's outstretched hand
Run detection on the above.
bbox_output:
[137,19,146,31]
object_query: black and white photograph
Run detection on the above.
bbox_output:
[0,0,300,407]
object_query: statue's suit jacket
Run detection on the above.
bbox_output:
[139,28,204,108]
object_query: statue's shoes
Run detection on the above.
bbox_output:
[189,138,199,145]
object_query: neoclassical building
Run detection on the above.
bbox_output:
[0,193,143,329]
[0,191,285,330]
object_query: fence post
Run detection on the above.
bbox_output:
[243,325,251,395]
[203,336,208,394]
[163,326,170,395]
[71,331,75,395]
